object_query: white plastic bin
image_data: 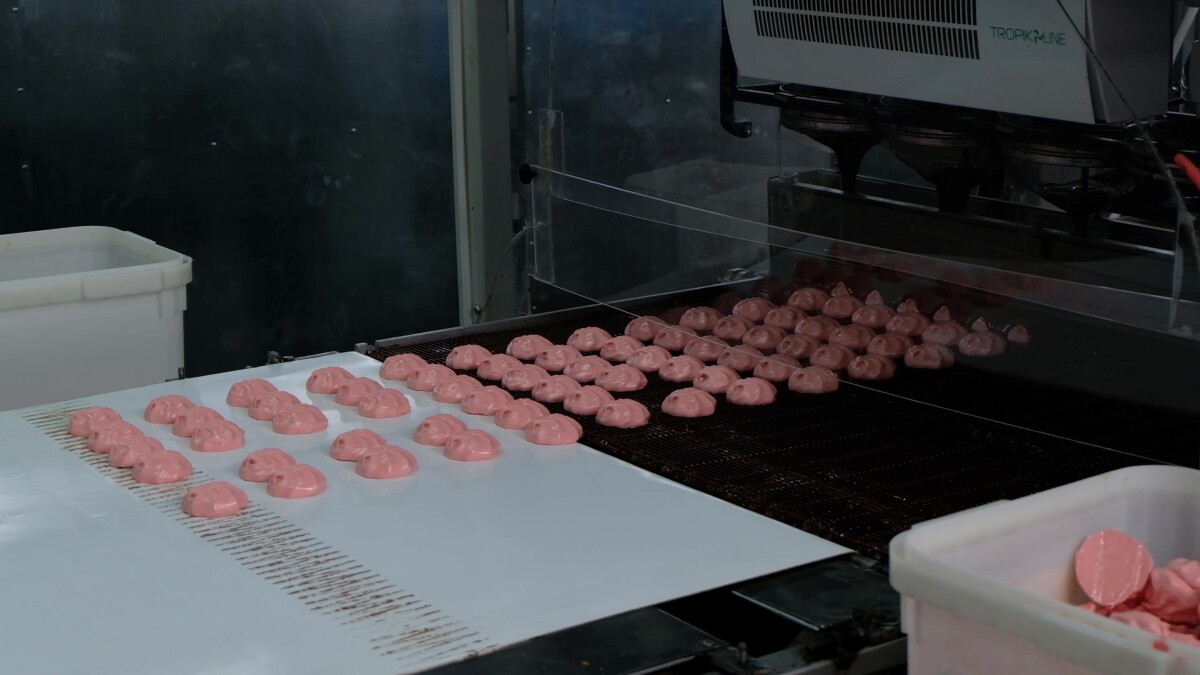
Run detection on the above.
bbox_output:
[0,227,192,410]
[891,465,1200,675]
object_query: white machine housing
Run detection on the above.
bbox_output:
[724,0,1170,124]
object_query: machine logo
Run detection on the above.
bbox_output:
[989,26,1068,46]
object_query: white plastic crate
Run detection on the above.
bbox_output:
[0,226,191,410]
[891,465,1200,675]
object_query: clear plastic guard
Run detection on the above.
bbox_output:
[526,164,1200,466]
[530,164,1194,337]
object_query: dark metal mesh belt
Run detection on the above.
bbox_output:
[367,297,1193,560]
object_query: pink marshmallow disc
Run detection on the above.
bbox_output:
[867,334,914,359]
[525,414,584,445]
[182,482,249,518]
[132,450,193,484]
[306,366,354,395]
[567,327,613,353]
[461,386,515,416]
[1143,568,1200,624]
[494,400,550,430]
[653,325,698,351]
[732,297,776,322]
[445,344,492,371]
[173,407,225,437]
[742,326,789,351]
[595,365,649,393]
[599,336,644,363]
[847,355,897,381]
[922,321,968,347]
[532,375,583,403]
[563,355,614,383]
[413,414,469,447]
[267,465,327,499]
[795,316,840,341]
[1075,529,1154,607]
[356,446,419,479]
[959,331,1008,357]
[87,421,143,454]
[191,419,247,452]
[680,307,723,332]
[886,312,931,337]
[776,334,822,360]
[502,364,550,392]
[627,346,672,372]
[659,355,706,383]
[764,306,805,331]
[239,448,298,481]
[717,346,764,372]
[329,429,389,462]
[335,377,383,406]
[823,296,864,320]
[625,316,667,342]
[693,365,741,395]
[905,344,956,370]
[272,404,328,435]
[662,388,718,418]
[507,334,554,361]
[69,407,122,437]
[754,355,801,382]
[683,336,729,363]
[444,429,501,462]
[788,366,840,394]
[828,325,876,350]
[564,386,615,416]
[476,354,523,381]
[406,364,455,392]
[809,344,857,371]
[596,400,651,429]
[358,389,412,419]
[108,436,165,468]
[713,315,757,342]
[248,392,300,422]
[851,305,895,330]
[727,377,778,406]
[787,288,830,312]
[226,379,276,408]
[534,345,583,373]
[432,375,484,404]
[145,395,196,424]
[380,354,427,381]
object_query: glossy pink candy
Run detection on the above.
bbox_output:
[182,482,248,518]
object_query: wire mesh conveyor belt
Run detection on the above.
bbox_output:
[367,297,1197,560]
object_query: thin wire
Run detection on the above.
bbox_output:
[473,225,536,320]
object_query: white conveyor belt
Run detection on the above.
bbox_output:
[0,352,847,674]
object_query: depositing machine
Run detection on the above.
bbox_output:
[4,2,1200,674]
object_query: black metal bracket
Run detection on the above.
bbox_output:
[721,9,753,139]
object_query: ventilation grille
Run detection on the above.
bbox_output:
[754,9,980,60]
[752,0,977,26]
